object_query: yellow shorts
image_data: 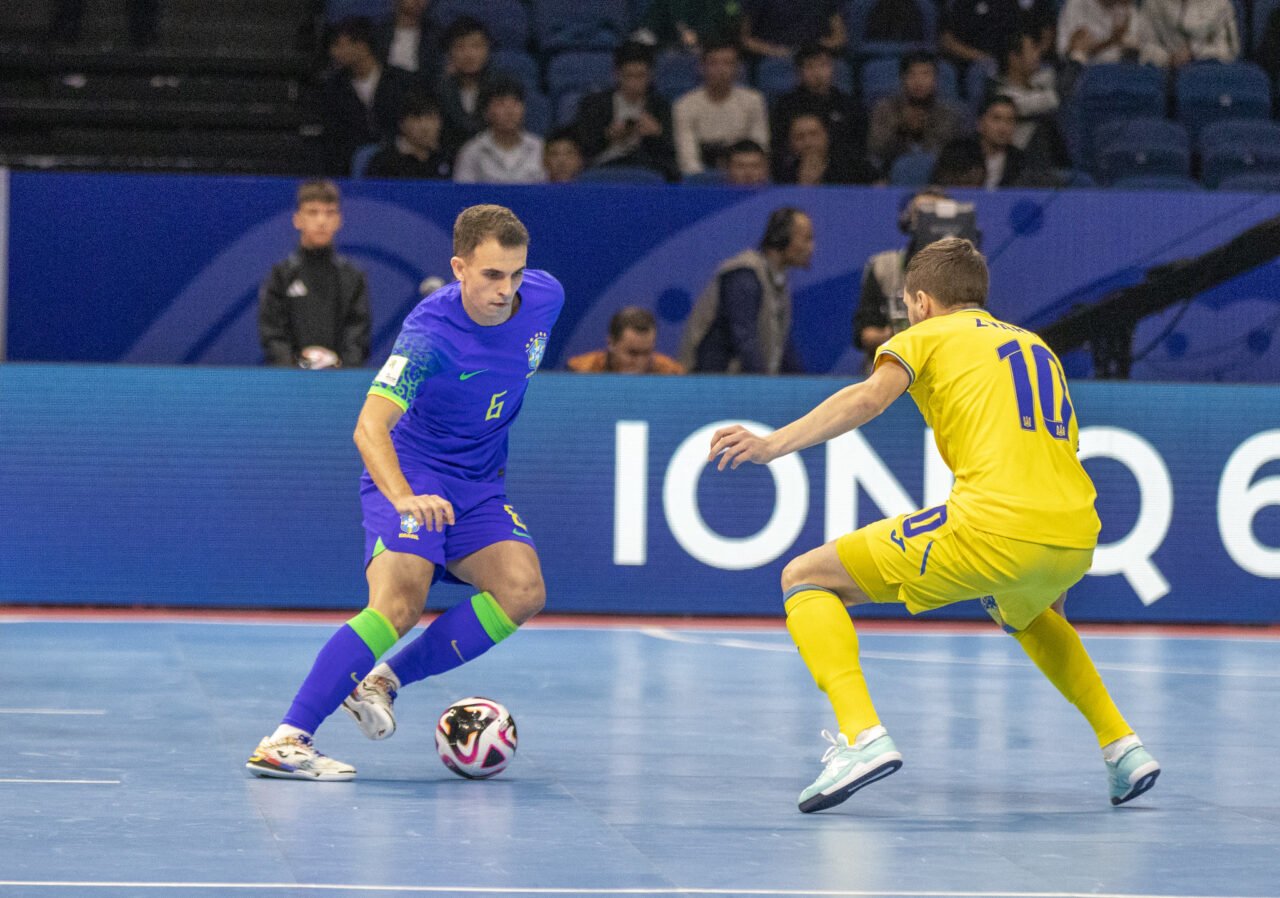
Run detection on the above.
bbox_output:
[835,504,1094,632]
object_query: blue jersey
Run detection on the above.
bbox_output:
[367,269,564,482]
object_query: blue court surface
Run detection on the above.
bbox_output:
[1,613,1278,898]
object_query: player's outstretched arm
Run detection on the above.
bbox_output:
[708,359,909,471]
[353,394,456,531]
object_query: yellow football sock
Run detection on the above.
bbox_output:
[784,587,880,739]
[1012,608,1132,748]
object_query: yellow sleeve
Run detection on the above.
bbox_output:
[874,325,931,387]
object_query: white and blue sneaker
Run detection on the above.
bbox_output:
[1107,742,1161,806]
[798,728,903,813]
[342,670,399,741]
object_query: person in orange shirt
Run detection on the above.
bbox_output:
[567,307,685,374]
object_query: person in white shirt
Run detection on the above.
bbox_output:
[672,40,770,175]
[988,30,1068,168]
[453,79,546,184]
[1057,0,1143,64]
[1138,0,1240,68]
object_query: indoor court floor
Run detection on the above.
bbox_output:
[1,611,1277,898]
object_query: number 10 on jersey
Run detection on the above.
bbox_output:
[997,339,1073,440]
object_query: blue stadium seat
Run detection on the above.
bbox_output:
[545,51,615,104]
[841,0,937,58]
[431,0,530,51]
[755,57,797,100]
[861,56,959,112]
[653,50,700,101]
[1254,0,1279,51]
[491,49,541,94]
[1216,171,1280,191]
[1094,118,1191,184]
[1175,62,1272,140]
[1202,142,1280,188]
[533,0,628,51]
[1057,169,1097,188]
[1065,63,1168,168]
[325,0,387,22]
[349,142,380,178]
[556,90,585,127]
[523,90,553,136]
[1198,119,1280,154]
[578,165,667,184]
[682,169,729,185]
[889,149,936,186]
[1111,174,1203,190]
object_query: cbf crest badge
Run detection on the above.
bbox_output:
[525,331,548,377]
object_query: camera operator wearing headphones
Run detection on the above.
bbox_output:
[852,189,979,373]
[680,207,815,374]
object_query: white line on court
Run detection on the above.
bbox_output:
[0,708,106,715]
[0,886,1274,898]
[0,779,120,785]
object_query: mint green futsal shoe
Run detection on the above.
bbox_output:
[1107,743,1161,805]
[798,730,903,813]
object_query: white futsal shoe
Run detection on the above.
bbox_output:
[246,733,355,781]
[342,671,399,740]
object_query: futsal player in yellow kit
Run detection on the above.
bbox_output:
[709,237,1160,813]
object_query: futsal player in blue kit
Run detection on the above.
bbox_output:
[247,204,564,780]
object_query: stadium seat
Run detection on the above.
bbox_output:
[1198,118,1280,153]
[325,0,387,21]
[523,90,553,136]
[1254,0,1280,51]
[755,57,797,100]
[1094,118,1191,183]
[431,0,530,51]
[1216,171,1280,191]
[545,51,615,104]
[349,142,380,178]
[1201,142,1280,188]
[861,56,959,112]
[1110,174,1203,190]
[1175,62,1272,140]
[682,169,729,185]
[555,90,584,127]
[1064,64,1167,168]
[533,0,628,52]
[841,0,936,58]
[653,50,700,102]
[889,149,936,186]
[577,165,667,184]
[491,50,541,95]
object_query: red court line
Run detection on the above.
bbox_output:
[2,605,1278,638]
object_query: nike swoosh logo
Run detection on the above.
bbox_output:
[459,370,487,380]
[351,672,361,684]
[451,639,465,662]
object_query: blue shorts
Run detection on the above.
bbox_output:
[360,468,535,585]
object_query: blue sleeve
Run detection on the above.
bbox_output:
[720,267,767,374]
[368,327,442,411]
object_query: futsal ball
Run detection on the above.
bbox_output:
[434,697,518,779]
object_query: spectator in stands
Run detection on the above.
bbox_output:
[1057,0,1143,65]
[770,44,865,175]
[934,95,1038,188]
[366,93,453,179]
[864,0,928,43]
[986,30,1069,170]
[376,0,438,79]
[725,139,772,185]
[867,53,967,171]
[940,0,1056,70]
[50,0,158,48]
[673,40,770,175]
[851,188,949,372]
[777,114,878,185]
[567,307,686,374]
[679,207,814,374]
[321,17,416,175]
[739,0,846,60]
[1259,6,1280,82]
[572,42,677,178]
[1139,0,1240,68]
[437,16,497,152]
[631,0,740,52]
[259,180,371,370]
[543,129,586,183]
[453,78,546,184]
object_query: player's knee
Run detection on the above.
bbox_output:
[382,601,424,636]
[495,575,545,624]
[780,555,812,595]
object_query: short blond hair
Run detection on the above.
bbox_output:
[452,204,529,257]
[904,237,988,308]
[296,179,340,208]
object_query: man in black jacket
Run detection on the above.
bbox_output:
[572,42,676,178]
[258,180,372,369]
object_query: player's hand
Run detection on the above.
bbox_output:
[394,494,455,532]
[708,425,776,471]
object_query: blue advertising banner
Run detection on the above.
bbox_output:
[1,365,1277,622]
[6,172,1280,381]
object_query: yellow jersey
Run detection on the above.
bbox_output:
[874,308,1100,549]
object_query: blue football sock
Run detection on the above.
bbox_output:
[282,608,399,734]
[387,592,518,688]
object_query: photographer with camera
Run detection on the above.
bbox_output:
[852,189,979,373]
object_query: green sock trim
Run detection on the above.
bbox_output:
[347,607,399,657]
[471,591,518,643]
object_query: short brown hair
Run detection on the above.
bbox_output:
[904,237,988,308]
[608,306,656,341]
[296,179,340,208]
[452,204,529,257]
